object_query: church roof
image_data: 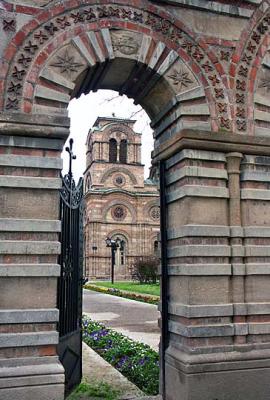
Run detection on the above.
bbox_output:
[93,116,136,127]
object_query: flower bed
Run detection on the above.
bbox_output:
[82,316,159,396]
[84,284,159,305]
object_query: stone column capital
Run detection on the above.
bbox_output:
[226,152,243,174]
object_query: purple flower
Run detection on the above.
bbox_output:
[116,356,129,368]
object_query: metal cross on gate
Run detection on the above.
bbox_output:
[66,138,76,178]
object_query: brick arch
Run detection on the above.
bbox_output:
[102,125,136,143]
[107,229,130,244]
[232,2,270,134]
[248,37,270,137]
[100,167,138,185]
[1,0,232,133]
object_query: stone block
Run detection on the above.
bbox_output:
[242,200,270,226]
[0,154,62,169]
[0,176,62,190]
[0,188,59,219]
[0,135,64,150]
[0,219,61,232]
[168,276,230,305]
[167,197,228,226]
[246,276,270,303]
[0,356,64,399]
[0,264,60,277]
[167,225,229,239]
[35,86,70,104]
[165,359,270,400]
[0,277,57,309]
[0,383,64,400]
[0,309,59,324]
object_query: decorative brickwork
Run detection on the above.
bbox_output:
[1,1,234,131]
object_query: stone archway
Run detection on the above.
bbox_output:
[1,1,270,400]
[2,2,220,129]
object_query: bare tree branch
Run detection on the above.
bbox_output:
[128,108,143,119]
[98,94,121,105]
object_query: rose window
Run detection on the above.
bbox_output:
[150,207,160,220]
[114,175,125,187]
[112,206,126,221]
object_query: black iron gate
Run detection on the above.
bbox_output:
[57,139,84,394]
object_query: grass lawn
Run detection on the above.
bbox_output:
[67,381,120,400]
[92,281,160,297]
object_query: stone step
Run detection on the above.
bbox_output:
[123,396,162,400]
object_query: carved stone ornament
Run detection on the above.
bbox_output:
[49,46,86,80]
[259,77,270,91]
[220,50,230,61]
[111,31,140,56]
[50,49,84,75]
[3,19,16,32]
[167,67,193,91]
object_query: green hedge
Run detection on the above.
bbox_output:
[82,316,159,395]
[84,284,159,305]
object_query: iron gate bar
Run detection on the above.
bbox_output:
[160,160,168,398]
[57,138,84,393]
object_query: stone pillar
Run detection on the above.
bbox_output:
[153,129,270,400]
[226,153,246,345]
[0,114,68,399]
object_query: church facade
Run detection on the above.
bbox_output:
[83,117,160,280]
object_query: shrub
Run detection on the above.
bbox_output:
[82,316,159,395]
[131,256,159,284]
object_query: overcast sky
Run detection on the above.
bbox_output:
[63,90,154,182]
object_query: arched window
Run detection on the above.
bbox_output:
[85,174,91,192]
[109,138,117,163]
[113,236,127,267]
[120,240,125,265]
[119,139,127,164]
[154,240,159,255]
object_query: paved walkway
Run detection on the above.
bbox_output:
[83,289,160,351]
[82,289,162,399]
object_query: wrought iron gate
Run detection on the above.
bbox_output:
[57,139,84,394]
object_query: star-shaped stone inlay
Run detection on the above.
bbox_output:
[50,50,84,76]
[259,78,270,91]
[167,67,193,91]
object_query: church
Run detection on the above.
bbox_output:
[83,116,160,280]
